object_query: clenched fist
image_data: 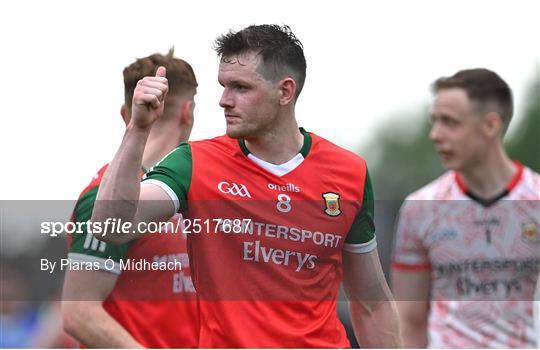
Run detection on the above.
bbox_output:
[131,66,168,130]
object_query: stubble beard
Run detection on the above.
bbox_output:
[226,122,252,139]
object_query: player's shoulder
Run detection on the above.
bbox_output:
[189,134,239,154]
[396,173,456,227]
[78,163,109,199]
[308,131,366,168]
[516,165,540,199]
[406,171,456,201]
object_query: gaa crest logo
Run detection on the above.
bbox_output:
[217,181,252,198]
[521,222,538,243]
[322,192,341,217]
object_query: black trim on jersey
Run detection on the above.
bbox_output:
[455,161,524,208]
[464,189,510,208]
[237,128,312,158]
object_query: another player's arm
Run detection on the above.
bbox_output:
[391,269,430,348]
[91,67,174,244]
[62,269,143,348]
[342,170,402,348]
[63,186,143,347]
[390,199,431,348]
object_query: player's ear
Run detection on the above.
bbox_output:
[120,104,130,126]
[278,77,296,106]
[180,100,194,127]
[482,112,503,139]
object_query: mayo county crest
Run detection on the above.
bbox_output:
[322,192,341,217]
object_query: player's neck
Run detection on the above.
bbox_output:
[142,132,186,170]
[245,121,304,165]
[458,148,516,199]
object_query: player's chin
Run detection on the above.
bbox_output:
[225,125,246,139]
[437,151,456,169]
[440,156,462,171]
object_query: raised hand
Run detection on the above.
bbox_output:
[130,66,168,130]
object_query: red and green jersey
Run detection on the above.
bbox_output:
[143,128,376,347]
[68,164,199,348]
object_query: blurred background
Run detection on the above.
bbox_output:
[1,0,538,347]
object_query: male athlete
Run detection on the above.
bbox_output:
[392,68,540,348]
[62,50,199,347]
[91,25,401,348]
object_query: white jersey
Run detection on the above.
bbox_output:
[393,163,540,348]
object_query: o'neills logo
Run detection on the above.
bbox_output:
[267,183,300,193]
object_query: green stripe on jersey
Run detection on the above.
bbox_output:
[70,185,130,262]
[345,169,376,244]
[238,128,312,158]
[143,142,192,212]
[73,187,99,222]
[298,128,311,158]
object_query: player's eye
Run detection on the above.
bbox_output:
[234,84,249,91]
[441,116,459,128]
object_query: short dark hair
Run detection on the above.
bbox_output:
[123,48,197,109]
[214,24,307,99]
[432,68,513,132]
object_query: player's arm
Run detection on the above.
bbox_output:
[62,269,143,348]
[91,67,174,245]
[342,169,402,348]
[343,249,402,348]
[390,199,431,348]
[64,189,143,347]
[391,268,430,348]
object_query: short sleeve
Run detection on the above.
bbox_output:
[68,186,130,274]
[391,199,431,270]
[142,142,193,213]
[343,169,377,253]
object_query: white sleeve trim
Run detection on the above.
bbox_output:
[343,237,377,254]
[141,179,180,213]
[67,253,121,275]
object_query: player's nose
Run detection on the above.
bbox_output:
[219,89,234,109]
[429,123,443,144]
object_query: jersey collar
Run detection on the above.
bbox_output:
[454,161,524,207]
[237,127,312,158]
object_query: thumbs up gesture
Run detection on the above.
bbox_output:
[131,66,169,130]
